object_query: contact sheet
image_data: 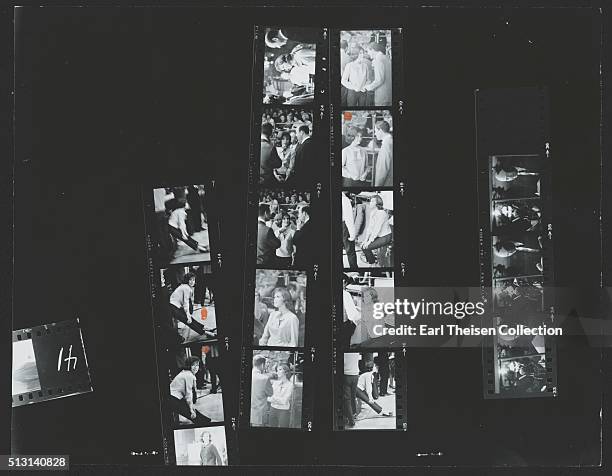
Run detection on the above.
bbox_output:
[143,181,237,465]
[476,88,558,399]
[330,28,409,430]
[239,26,330,432]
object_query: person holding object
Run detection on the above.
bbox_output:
[341,46,370,107]
[360,195,393,266]
[260,123,282,186]
[167,200,209,254]
[342,126,370,187]
[169,272,205,337]
[364,42,392,106]
[373,120,393,186]
[356,361,393,418]
[342,192,358,268]
[343,353,360,428]
[169,356,211,425]
[260,287,299,347]
[251,355,273,426]
[267,363,295,427]
[199,432,222,466]
[257,204,281,266]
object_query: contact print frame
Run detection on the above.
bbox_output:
[239,25,331,433]
[142,180,237,465]
[330,27,409,431]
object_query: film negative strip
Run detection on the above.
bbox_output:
[143,181,237,465]
[330,28,408,430]
[476,88,558,399]
[240,26,330,432]
[12,319,93,407]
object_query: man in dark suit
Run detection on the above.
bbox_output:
[287,125,314,186]
[260,123,281,186]
[293,205,315,268]
[257,204,280,266]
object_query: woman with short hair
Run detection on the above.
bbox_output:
[267,363,295,427]
[169,356,211,425]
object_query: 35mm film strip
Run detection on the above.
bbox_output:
[476,88,558,399]
[12,319,93,408]
[240,26,330,432]
[143,181,237,465]
[330,28,409,430]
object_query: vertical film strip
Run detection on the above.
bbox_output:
[143,181,237,466]
[12,319,93,408]
[330,28,408,430]
[476,88,558,399]
[240,26,330,432]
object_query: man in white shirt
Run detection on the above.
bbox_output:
[373,120,393,187]
[341,47,369,107]
[342,192,358,268]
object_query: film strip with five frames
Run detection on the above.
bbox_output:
[330,28,409,431]
[143,180,237,465]
[476,87,558,399]
[12,319,93,407]
[240,26,330,432]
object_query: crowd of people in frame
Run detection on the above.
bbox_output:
[260,110,315,187]
[257,191,316,269]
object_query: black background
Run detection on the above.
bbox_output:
[5,3,609,473]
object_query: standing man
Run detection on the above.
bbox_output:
[373,120,393,187]
[340,39,350,105]
[292,205,315,268]
[343,352,361,428]
[260,123,282,186]
[341,47,369,107]
[257,204,281,266]
[250,355,273,427]
[289,125,314,185]
[342,192,358,268]
[365,42,392,106]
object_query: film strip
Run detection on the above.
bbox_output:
[12,319,93,408]
[143,181,237,465]
[330,28,408,430]
[239,26,330,432]
[476,88,558,399]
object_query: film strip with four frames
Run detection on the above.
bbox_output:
[239,26,330,432]
[12,319,93,408]
[476,88,558,399]
[143,180,237,465]
[330,28,409,430]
